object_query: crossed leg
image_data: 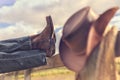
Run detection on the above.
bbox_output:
[0,16,56,73]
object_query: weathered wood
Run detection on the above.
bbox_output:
[22,54,63,80]
[35,54,64,70]
[76,27,118,80]
[0,54,63,80]
[5,73,13,80]
[14,71,19,80]
[48,54,64,67]
[0,74,5,80]
[24,69,31,80]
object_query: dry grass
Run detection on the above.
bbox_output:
[115,58,120,80]
[31,67,75,80]
[9,67,75,80]
[3,58,120,80]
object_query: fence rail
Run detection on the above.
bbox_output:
[0,54,120,80]
[0,54,64,80]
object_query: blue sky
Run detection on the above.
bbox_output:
[0,22,13,28]
[0,0,119,40]
[0,0,15,28]
[0,0,15,7]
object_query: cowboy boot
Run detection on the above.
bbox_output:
[31,16,56,57]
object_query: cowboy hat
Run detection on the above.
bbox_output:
[59,6,118,72]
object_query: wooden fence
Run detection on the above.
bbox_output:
[0,54,64,80]
[0,54,120,80]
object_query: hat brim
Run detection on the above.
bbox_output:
[59,6,97,72]
[59,7,118,72]
[59,40,87,72]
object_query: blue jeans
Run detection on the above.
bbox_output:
[0,36,46,73]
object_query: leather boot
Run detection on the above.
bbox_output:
[31,16,56,57]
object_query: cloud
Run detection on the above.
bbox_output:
[110,10,120,22]
[87,0,118,14]
[54,26,63,54]
[0,1,119,37]
[0,22,39,40]
[109,9,120,30]
[0,0,118,25]
[115,0,120,6]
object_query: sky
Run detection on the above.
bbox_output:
[0,0,119,54]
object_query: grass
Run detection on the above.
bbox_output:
[115,58,120,73]
[3,58,120,80]
[4,67,75,80]
[31,67,75,80]
[31,67,73,76]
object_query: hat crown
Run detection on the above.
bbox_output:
[59,6,119,72]
[63,7,98,53]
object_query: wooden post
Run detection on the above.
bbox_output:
[24,69,31,80]
[0,54,64,80]
[5,73,13,80]
[0,74,5,80]
[14,71,19,80]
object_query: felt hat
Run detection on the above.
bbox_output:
[59,6,118,72]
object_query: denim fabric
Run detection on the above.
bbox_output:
[0,36,46,73]
[0,37,32,52]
